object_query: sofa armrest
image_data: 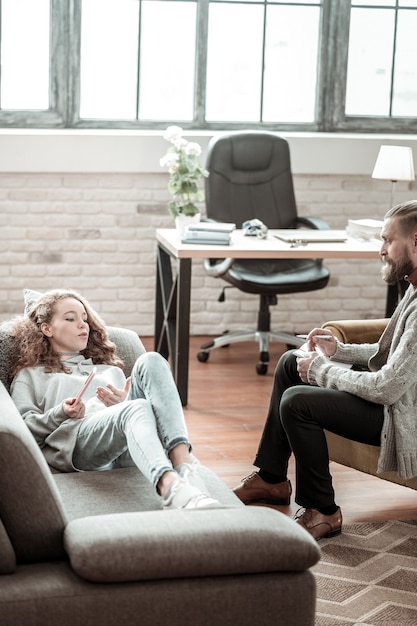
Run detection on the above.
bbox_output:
[322,319,388,344]
[64,508,320,583]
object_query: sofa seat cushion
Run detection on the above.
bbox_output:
[64,507,320,583]
[54,464,241,520]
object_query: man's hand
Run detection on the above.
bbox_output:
[305,328,337,357]
[96,377,131,407]
[296,351,319,382]
[295,329,337,382]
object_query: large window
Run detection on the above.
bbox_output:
[0,0,416,132]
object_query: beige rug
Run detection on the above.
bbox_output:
[314,519,417,626]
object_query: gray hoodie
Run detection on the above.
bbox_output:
[10,355,126,471]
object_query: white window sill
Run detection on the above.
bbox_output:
[0,129,416,175]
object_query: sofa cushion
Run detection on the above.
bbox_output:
[54,464,241,520]
[23,287,42,315]
[0,325,15,392]
[0,517,16,574]
[107,326,146,377]
[0,383,67,563]
[64,507,320,583]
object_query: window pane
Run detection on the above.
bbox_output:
[263,5,319,122]
[80,0,139,120]
[206,3,264,122]
[1,0,50,110]
[345,9,394,116]
[139,1,196,121]
[225,0,318,3]
[392,11,417,116]
[352,0,394,5]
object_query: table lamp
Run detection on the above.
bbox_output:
[372,145,415,317]
[372,145,415,209]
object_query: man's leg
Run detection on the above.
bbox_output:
[254,350,307,476]
[234,350,305,504]
[280,385,384,510]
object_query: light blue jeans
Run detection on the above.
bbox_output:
[72,352,191,490]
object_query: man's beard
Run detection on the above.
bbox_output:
[382,253,413,285]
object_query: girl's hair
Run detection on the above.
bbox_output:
[7,289,124,377]
[385,200,417,235]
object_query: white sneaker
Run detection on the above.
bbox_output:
[162,476,220,510]
[174,461,208,493]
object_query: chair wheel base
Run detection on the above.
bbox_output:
[256,362,268,375]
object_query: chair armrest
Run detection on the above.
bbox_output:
[295,216,330,230]
[64,508,320,583]
[203,257,234,277]
[322,319,389,343]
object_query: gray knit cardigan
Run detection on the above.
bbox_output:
[308,286,417,480]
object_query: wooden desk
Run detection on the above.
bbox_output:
[155,228,380,405]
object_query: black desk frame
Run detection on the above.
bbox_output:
[155,241,191,405]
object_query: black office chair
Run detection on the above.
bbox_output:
[197,131,331,375]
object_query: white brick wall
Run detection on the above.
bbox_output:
[1,171,415,337]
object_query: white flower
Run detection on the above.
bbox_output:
[160,152,179,169]
[172,136,188,150]
[164,125,183,142]
[185,142,202,157]
[160,126,207,217]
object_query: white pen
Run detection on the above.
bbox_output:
[296,334,333,340]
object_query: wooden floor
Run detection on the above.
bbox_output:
[143,336,417,524]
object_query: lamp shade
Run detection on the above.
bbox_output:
[372,145,415,182]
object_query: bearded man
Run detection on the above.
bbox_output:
[233,200,417,540]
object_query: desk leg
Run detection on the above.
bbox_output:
[155,244,191,406]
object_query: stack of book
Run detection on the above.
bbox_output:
[346,218,384,241]
[181,221,236,245]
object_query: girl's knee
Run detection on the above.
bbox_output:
[135,351,167,370]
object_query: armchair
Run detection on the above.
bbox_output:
[322,318,417,491]
[198,131,330,375]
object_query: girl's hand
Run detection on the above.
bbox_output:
[63,398,86,419]
[96,377,131,407]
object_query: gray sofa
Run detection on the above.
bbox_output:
[0,323,320,626]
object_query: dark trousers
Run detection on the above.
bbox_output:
[254,350,384,509]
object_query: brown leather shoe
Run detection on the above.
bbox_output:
[233,472,292,505]
[294,507,342,540]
